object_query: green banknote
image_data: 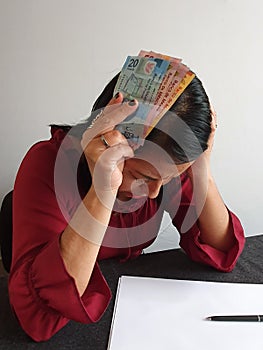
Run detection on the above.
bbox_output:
[114,52,194,149]
[114,56,170,147]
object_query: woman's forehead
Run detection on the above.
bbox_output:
[125,156,190,179]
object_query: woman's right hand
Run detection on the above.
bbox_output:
[60,94,138,296]
[81,93,138,194]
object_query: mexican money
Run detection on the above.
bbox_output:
[114,50,195,149]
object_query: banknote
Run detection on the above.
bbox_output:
[138,50,193,138]
[114,51,195,148]
[114,55,170,147]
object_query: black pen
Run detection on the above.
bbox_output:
[206,315,263,322]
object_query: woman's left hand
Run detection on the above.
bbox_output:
[185,105,235,252]
[187,105,217,180]
[204,104,217,162]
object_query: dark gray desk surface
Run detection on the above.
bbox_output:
[0,235,263,350]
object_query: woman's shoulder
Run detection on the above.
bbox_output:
[22,129,64,162]
[15,127,75,182]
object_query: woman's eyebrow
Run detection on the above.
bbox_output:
[134,170,159,181]
[134,170,171,182]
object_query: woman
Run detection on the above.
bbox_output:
[8,71,245,341]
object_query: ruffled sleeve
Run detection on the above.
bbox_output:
[165,173,245,272]
[9,130,111,342]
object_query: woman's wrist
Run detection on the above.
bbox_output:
[87,184,118,219]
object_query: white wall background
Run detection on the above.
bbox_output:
[0,0,262,250]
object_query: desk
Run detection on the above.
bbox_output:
[0,235,263,350]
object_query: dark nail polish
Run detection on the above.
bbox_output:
[114,92,120,99]
[122,97,130,104]
[128,99,136,106]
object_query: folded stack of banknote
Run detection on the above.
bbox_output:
[114,50,195,148]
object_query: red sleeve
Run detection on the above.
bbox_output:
[8,134,111,342]
[165,173,245,272]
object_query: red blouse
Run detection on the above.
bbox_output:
[8,128,245,342]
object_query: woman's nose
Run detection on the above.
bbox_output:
[131,179,163,198]
[147,180,163,199]
[131,179,148,197]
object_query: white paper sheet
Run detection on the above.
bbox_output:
[107,276,263,350]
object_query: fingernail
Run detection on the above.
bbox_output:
[122,97,130,104]
[128,99,136,106]
[114,92,120,99]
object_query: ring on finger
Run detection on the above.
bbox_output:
[100,134,110,148]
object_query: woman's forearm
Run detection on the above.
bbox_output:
[195,175,235,252]
[59,186,116,296]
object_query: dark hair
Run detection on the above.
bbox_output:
[91,73,211,163]
[52,72,211,164]
[147,76,211,163]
